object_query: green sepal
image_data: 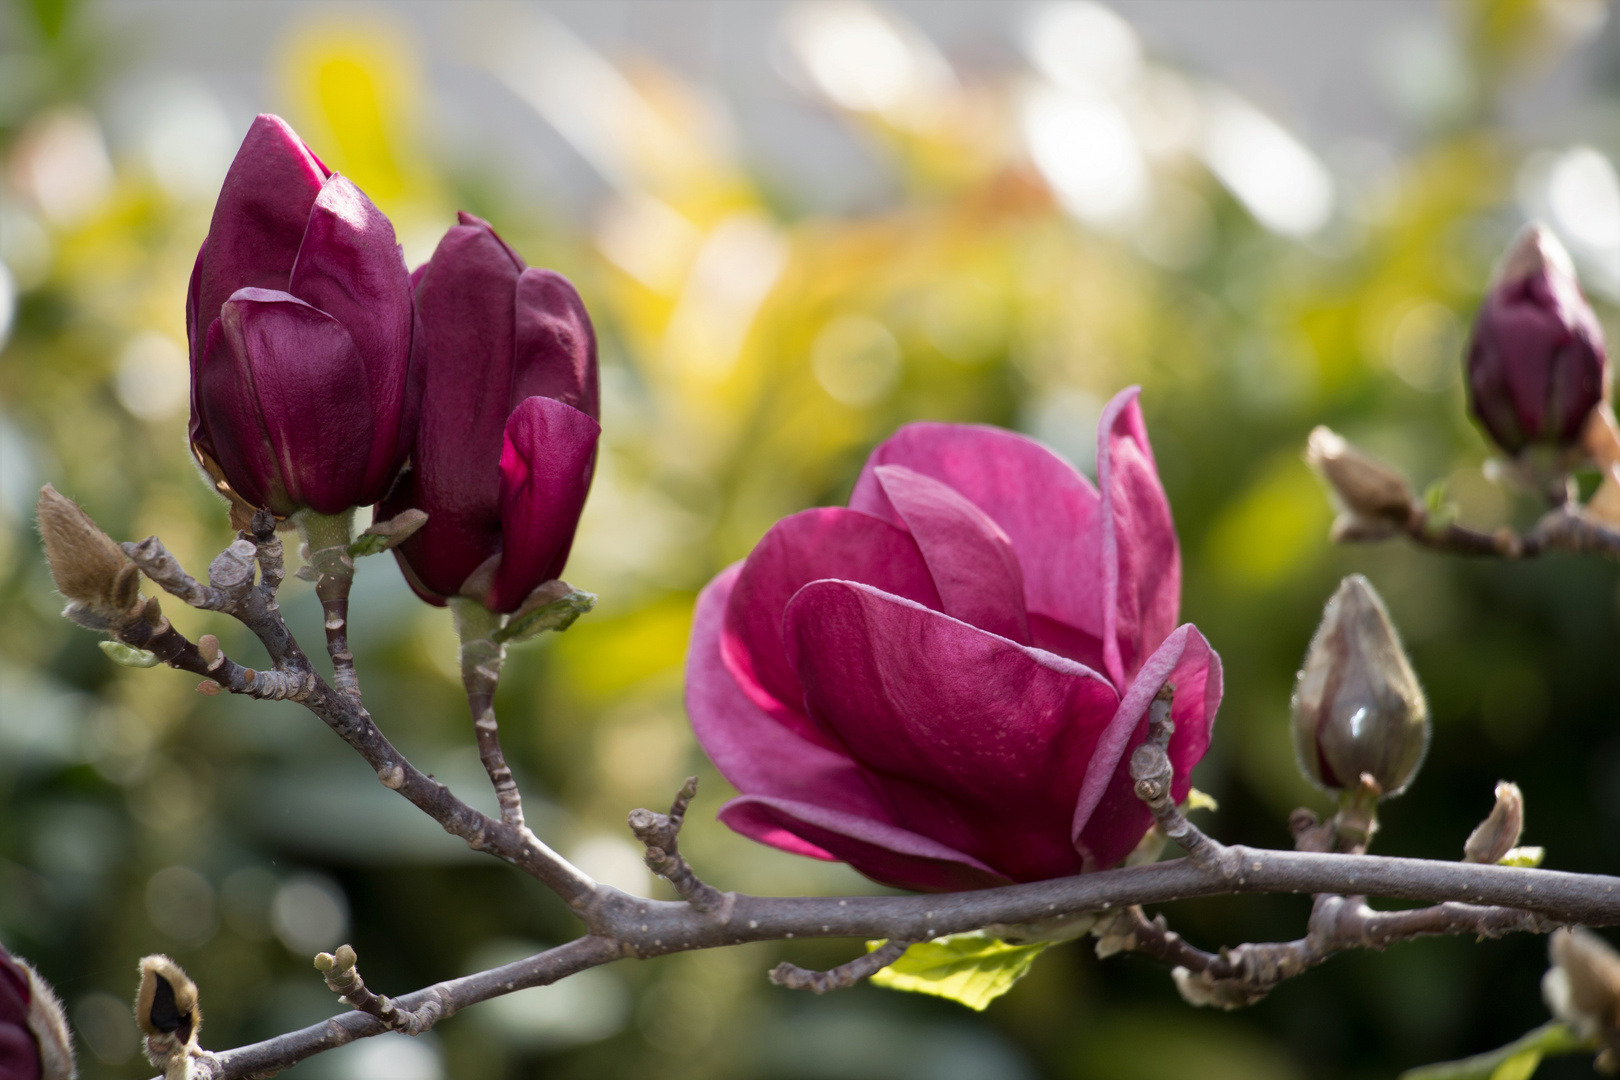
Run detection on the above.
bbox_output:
[348,508,427,559]
[493,587,597,644]
[1499,846,1545,868]
[100,640,160,668]
[866,932,1047,1011]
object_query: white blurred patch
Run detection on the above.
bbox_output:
[1520,146,1620,300]
[146,865,217,946]
[596,193,703,292]
[1200,90,1334,238]
[115,330,189,421]
[0,260,13,355]
[568,834,651,895]
[128,79,235,202]
[1022,82,1147,228]
[1022,388,1103,476]
[1374,21,1474,129]
[664,213,788,380]
[9,108,114,227]
[779,1,955,124]
[335,1033,443,1080]
[466,939,631,1049]
[270,872,350,955]
[1023,2,1141,96]
[73,992,140,1064]
[811,312,902,407]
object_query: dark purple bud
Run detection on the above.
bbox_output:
[188,115,417,517]
[1,944,75,1080]
[1466,225,1609,456]
[383,213,600,612]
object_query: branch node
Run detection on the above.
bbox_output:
[629,777,731,916]
[314,944,443,1037]
[1129,684,1226,870]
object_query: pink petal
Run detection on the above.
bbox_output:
[214,289,372,515]
[719,795,1009,892]
[850,421,1104,659]
[687,565,893,820]
[1070,624,1222,869]
[515,268,599,421]
[288,175,415,502]
[488,396,601,612]
[197,115,329,334]
[873,465,1030,643]
[785,580,1120,883]
[1097,386,1180,687]
[720,507,940,746]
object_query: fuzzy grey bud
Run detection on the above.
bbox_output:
[1291,575,1430,798]
[1464,781,1525,865]
[1305,427,1415,533]
[36,484,142,631]
[1544,928,1620,1072]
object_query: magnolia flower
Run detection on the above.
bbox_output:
[686,387,1221,891]
[382,214,600,613]
[187,114,417,518]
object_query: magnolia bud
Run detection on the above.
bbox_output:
[1305,427,1415,533]
[1466,224,1609,457]
[1291,575,1430,798]
[136,954,201,1075]
[1544,928,1620,1072]
[1464,781,1525,865]
[36,484,142,631]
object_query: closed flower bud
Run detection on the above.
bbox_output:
[381,213,600,614]
[1464,780,1525,865]
[1544,928,1620,1071]
[1,943,76,1080]
[136,955,200,1074]
[36,484,141,631]
[1305,427,1414,530]
[1466,224,1609,457]
[189,115,418,518]
[1291,575,1429,798]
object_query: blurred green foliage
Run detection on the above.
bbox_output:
[0,1,1617,1078]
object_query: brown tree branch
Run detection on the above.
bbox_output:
[1391,506,1620,560]
[628,777,731,915]
[314,944,443,1036]
[770,939,912,994]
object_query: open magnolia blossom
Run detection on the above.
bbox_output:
[687,387,1222,890]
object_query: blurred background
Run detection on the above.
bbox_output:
[1,0,1618,1077]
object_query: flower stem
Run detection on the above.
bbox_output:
[450,598,524,828]
[294,508,360,700]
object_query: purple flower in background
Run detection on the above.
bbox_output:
[188,114,417,517]
[1,944,73,1080]
[685,387,1222,892]
[1466,224,1609,456]
[382,213,600,614]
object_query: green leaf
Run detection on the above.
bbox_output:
[866,933,1048,1011]
[493,587,597,644]
[100,640,160,668]
[1499,846,1545,868]
[1399,1021,1588,1080]
[1185,787,1219,813]
[1487,1051,1542,1080]
[348,508,427,559]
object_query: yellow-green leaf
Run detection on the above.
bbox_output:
[1186,787,1219,813]
[1499,846,1544,868]
[100,640,160,668]
[866,933,1047,1011]
[1487,1050,1541,1080]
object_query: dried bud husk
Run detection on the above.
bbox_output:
[1305,427,1415,532]
[1172,966,1270,1010]
[136,954,201,1072]
[1291,575,1430,798]
[36,484,142,631]
[1544,927,1620,1071]
[1464,781,1525,864]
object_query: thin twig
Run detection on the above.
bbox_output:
[770,940,912,995]
[315,945,443,1036]
[628,777,731,915]
[1399,506,1620,560]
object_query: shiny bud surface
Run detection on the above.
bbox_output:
[1291,575,1429,798]
[1465,224,1608,456]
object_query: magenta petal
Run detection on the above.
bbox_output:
[688,565,893,819]
[288,175,414,499]
[487,396,600,612]
[850,421,1104,646]
[874,464,1030,643]
[216,289,372,516]
[197,115,328,331]
[1097,386,1180,687]
[784,580,1120,883]
[1071,624,1222,869]
[514,268,600,421]
[721,508,940,743]
[719,795,1009,892]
